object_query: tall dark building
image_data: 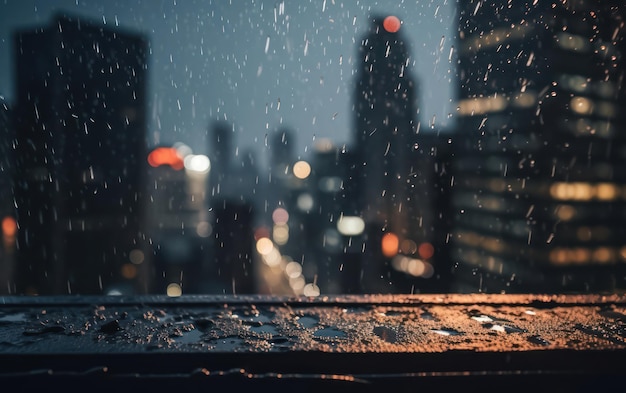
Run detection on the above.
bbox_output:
[0,96,17,294]
[208,119,234,190]
[210,198,256,294]
[12,14,149,295]
[269,127,295,179]
[308,141,362,294]
[0,97,13,218]
[205,120,261,294]
[451,1,626,293]
[352,15,443,293]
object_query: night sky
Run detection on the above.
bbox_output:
[0,0,457,164]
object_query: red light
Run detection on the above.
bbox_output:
[254,226,271,241]
[147,147,184,170]
[383,15,401,33]
[418,242,435,260]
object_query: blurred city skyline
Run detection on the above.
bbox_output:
[3,0,625,297]
[0,0,457,163]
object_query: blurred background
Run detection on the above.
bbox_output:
[1,0,625,296]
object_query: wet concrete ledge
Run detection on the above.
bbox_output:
[0,293,625,391]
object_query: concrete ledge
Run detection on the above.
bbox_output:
[1,293,625,391]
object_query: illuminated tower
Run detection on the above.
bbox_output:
[146,144,212,295]
[12,13,149,294]
[353,15,438,293]
[451,0,626,292]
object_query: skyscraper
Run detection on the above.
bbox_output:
[145,144,211,295]
[12,13,149,294]
[352,15,442,293]
[206,120,259,294]
[207,119,234,194]
[0,96,17,294]
[451,0,626,292]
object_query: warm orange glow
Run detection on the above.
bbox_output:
[167,283,182,297]
[1,216,17,238]
[293,160,311,179]
[256,237,274,256]
[120,263,137,279]
[383,15,401,33]
[400,239,418,254]
[457,95,507,115]
[550,182,620,201]
[418,242,435,260]
[147,147,184,170]
[381,233,399,258]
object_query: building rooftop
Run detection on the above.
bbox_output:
[1,293,624,391]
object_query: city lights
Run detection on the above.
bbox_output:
[2,1,625,300]
[336,216,365,236]
[166,283,182,297]
[293,160,311,179]
[148,147,184,170]
[272,208,289,225]
[184,154,211,174]
[381,233,399,258]
[129,249,145,265]
[1,216,16,238]
[549,182,621,201]
[383,15,401,33]
[255,237,274,256]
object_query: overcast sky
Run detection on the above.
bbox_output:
[0,0,457,162]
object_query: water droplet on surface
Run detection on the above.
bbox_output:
[296,315,319,329]
[528,335,550,346]
[313,327,347,339]
[431,327,463,336]
[173,328,203,344]
[373,326,397,343]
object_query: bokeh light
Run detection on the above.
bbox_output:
[293,160,311,179]
[256,237,274,255]
[272,207,289,225]
[167,283,182,297]
[383,15,401,33]
[1,216,17,237]
[381,233,399,258]
[418,242,435,259]
[147,147,184,170]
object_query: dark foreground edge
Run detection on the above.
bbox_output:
[0,293,624,392]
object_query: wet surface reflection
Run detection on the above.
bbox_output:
[0,294,623,354]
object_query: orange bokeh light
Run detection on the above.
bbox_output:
[147,147,184,170]
[381,233,399,258]
[418,242,435,260]
[1,216,17,238]
[383,15,401,33]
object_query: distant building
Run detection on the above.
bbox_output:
[145,144,211,295]
[207,120,235,194]
[12,13,149,295]
[451,0,626,292]
[308,141,362,294]
[205,120,260,294]
[210,198,256,294]
[351,14,443,293]
[0,97,13,216]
